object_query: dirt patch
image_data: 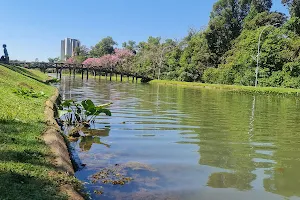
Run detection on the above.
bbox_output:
[43,88,84,200]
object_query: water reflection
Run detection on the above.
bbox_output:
[79,128,111,151]
[207,172,256,190]
[57,75,300,200]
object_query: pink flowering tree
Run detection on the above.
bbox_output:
[66,57,76,64]
[99,54,120,70]
[82,58,103,68]
[114,48,135,72]
[82,57,105,76]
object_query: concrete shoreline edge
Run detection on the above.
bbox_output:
[43,88,85,200]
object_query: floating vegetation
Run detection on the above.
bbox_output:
[93,190,104,195]
[91,165,133,186]
[90,162,160,196]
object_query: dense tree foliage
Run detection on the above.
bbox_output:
[66,0,300,89]
[282,0,300,17]
[90,36,117,57]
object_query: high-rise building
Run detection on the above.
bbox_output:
[60,38,81,61]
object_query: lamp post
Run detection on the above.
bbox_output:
[158,46,172,80]
[255,23,280,87]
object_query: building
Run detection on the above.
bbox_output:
[60,38,80,61]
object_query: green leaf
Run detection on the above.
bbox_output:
[81,99,95,111]
[61,100,74,108]
[96,108,112,116]
[58,110,69,118]
[96,102,113,109]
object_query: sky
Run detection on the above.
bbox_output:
[0,0,288,61]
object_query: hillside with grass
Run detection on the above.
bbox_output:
[0,65,80,200]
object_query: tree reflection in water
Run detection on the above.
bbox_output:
[79,128,111,151]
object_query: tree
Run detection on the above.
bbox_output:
[205,0,244,66]
[179,32,211,81]
[122,40,137,52]
[48,57,60,63]
[244,11,287,30]
[203,25,300,88]
[114,48,135,72]
[73,45,90,64]
[74,45,89,57]
[90,36,117,57]
[252,0,272,13]
[282,0,300,17]
[65,55,71,60]
[66,57,76,64]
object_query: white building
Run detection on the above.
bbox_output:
[61,38,80,61]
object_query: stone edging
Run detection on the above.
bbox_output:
[43,88,84,200]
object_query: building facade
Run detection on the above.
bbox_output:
[60,38,80,61]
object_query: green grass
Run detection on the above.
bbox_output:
[150,80,300,96]
[0,65,80,200]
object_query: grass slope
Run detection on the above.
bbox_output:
[0,65,79,200]
[150,80,300,96]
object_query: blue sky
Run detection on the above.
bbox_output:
[1,0,287,61]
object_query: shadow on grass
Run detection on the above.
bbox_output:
[0,170,67,200]
[0,119,68,200]
[1,64,49,84]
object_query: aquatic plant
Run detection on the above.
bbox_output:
[58,99,112,127]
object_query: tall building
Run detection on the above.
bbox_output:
[60,38,81,61]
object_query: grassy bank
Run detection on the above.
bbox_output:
[150,80,300,96]
[0,65,80,200]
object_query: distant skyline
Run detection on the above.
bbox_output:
[1,0,288,61]
[61,38,80,61]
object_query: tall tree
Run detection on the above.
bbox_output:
[205,0,242,65]
[122,40,137,52]
[244,11,287,30]
[48,57,60,63]
[252,0,272,13]
[90,36,117,57]
[282,0,300,17]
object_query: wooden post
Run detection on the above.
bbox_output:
[55,64,58,78]
[110,72,112,81]
[121,73,123,82]
[128,74,129,81]
[105,71,107,79]
[115,73,117,81]
[86,68,89,80]
[73,68,76,77]
[81,65,84,80]
[99,69,102,80]
[69,66,71,75]
[59,67,62,79]
[132,75,134,82]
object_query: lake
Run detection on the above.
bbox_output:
[57,75,300,200]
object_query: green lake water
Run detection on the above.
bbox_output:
[58,75,300,200]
